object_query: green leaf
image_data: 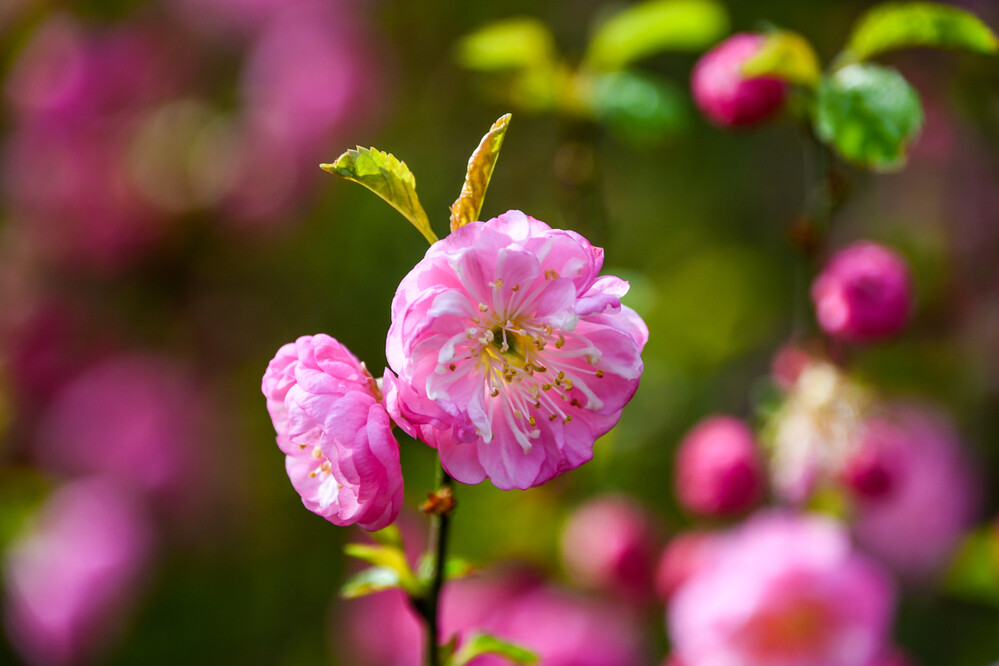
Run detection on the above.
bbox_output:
[585,0,729,70]
[742,30,822,87]
[0,469,49,552]
[456,18,557,71]
[452,632,539,666]
[587,71,689,143]
[944,527,999,606]
[450,114,511,232]
[321,148,438,245]
[340,566,402,599]
[369,524,404,550]
[344,543,421,595]
[839,1,998,64]
[814,64,923,172]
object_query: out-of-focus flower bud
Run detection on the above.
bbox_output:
[691,33,786,127]
[812,242,913,344]
[560,495,659,602]
[675,415,764,516]
[654,531,720,602]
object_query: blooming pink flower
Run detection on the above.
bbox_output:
[559,495,659,601]
[343,570,647,666]
[812,242,913,344]
[385,210,648,490]
[262,334,403,531]
[691,33,787,127]
[3,478,154,666]
[669,512,896,666]
[675,415,764,516]
[851,405,979,579]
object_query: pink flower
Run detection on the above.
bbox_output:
[559,495,659,601]
[691,33,787,128]
[675,415,764,516]
[262,334,403,531]
[812,242,913,344]
[3,479,154,666]
[386,210,648,490]
[851,405,979,579]
[34,355,204,506]
[669,512,896,666]
[343,570,647,665]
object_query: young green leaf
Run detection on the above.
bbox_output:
[369,523,404,551]
[340,566,402,599]
[450,113,511,232]
[344,543,422,595]
[321,148,438,245]
[451,632,539,666]
[814,64,923,172]
[456,18,557,71]
[839,1,999,65]
[944,527,999,606]
[742,30,822,87]
[587,71,689,143]
[584,0,729,70]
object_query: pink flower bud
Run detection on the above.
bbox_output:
[654,531,720,602]
[691,33,787,127]
[812,242,913,344]
[675,415,764,516]
[560,495,658,601]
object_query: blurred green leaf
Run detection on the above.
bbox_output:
[814,64,923,172]
[584,0,729,70]
[451,632,539,666]
[344,543,421,595]
[340,566,402,599]
[839,1,998,64]
[370,524,404,550]
[945,527,999,606]
[450,113,512,232]
[587,71,689,143]
[0,469,49,552]
[416,554,479,588]
[742,30,822,87]
[455,18,557,71]
[321,148,438,245]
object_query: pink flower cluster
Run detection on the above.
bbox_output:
[262,211,647,528]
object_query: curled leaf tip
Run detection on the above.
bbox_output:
[449,113,513,232]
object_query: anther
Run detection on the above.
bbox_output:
[596,369,605,378]
[478,303,489,312]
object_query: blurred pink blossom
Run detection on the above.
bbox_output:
[851,405,979,579]
[2,16,184,272]
[344,570,646,665]
[3,478,154,666]
[654,530,721,602]
[691,33,787,128]
[34,354,205,509]
[385,210,648,490]
[559,495,659,601]
[669,512,896,666]
[812,242,913,344]
[675,415,764,516]
[262,334,403,531]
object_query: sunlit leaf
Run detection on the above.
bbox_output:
[456,18,557,71]
[344,543,421,595]
[587,71,689,143]
[340,566,402,599]
[585,0,729,70]
[452,632,539,666]
[742,30,822,87]
[369,524,404,550]
[814,64,923,172]
[839,1,999,64]
[945,527,999,606]
[321,148,438,245]
[450,113,511,232]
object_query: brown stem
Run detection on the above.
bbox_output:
[412,465,454,666]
